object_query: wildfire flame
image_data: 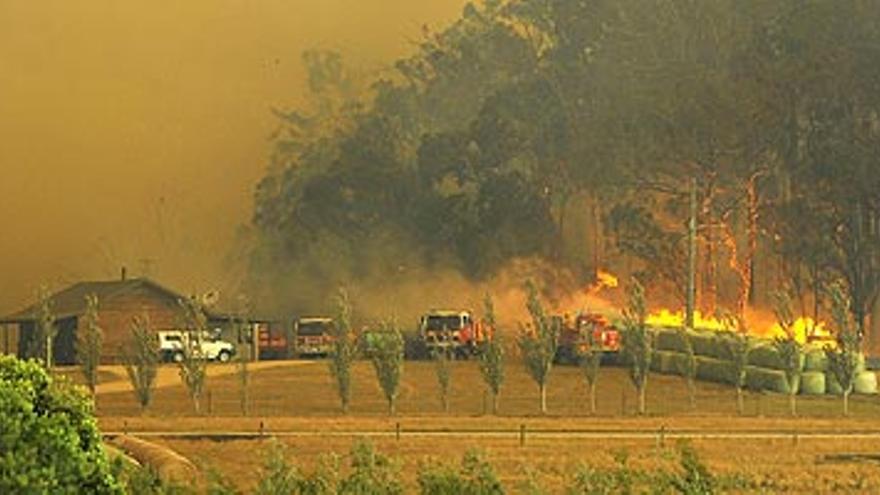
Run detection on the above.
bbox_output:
[645,308,834,345]
[596,270,619,289]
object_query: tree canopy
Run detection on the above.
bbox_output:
[248,1,880,338]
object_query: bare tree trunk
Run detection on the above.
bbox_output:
[843,391,850,417]
[389,398,396,416]
[789,393,797,417]
[688,378,696,410]
[592,196,604,274]
[736,387,744,416]
[491,392,498,416]
[540,383,547,414]
[638,387,646,415]
[589,382,598,415]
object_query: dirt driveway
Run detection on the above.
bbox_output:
[95,360,316,394]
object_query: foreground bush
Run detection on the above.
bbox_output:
[0,355,122,493]
[417,449,503,495]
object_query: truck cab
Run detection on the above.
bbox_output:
[419,310,490,358]
[294,317,334,357]
[556,312,620,364]
[158,329,236,363]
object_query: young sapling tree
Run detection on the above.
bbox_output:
[517,280,559,414]
[827,284,862,417]
[77,293,103,395]
[369,320,405,415]
[478,294,505,415]
[622,279,653,415]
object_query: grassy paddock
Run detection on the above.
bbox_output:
[76,360,880,493]
[82,359,880,419]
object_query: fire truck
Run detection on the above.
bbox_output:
[555,312,621,364]
[419,309,491,358]
[294,317,334,357]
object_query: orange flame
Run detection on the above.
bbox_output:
[645,308,835,346]
[596,270,619,289]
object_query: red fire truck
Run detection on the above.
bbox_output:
[419,309,492,358]
[556,312,621,364]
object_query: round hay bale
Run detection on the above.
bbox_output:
[655,330,686,353]
[804,349,828,372]
[799,371,826,395]
[825,372,844,395]
[109,435,197,484]
[696,356,736,385]
[854,371,878,395]
[748,345,784,370]
[745,366,790,394]
[669,352,696,376]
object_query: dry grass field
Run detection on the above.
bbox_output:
[54,359,880,493]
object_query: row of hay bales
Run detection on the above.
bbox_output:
[650,327,878,395]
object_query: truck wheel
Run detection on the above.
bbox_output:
[172,351,184,363]
[218,351,231,363]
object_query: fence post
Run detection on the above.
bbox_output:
[658,425,666,449]
[519,424,526,447]
[396,422,401,441]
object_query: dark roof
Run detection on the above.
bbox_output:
[1,278,190,323]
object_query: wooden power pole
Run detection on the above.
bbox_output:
[686,177,697,329]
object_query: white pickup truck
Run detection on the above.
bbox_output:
[158,330,236,363]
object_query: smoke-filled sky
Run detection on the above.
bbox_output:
[0,0,467,314]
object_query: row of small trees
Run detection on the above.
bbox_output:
[49,278,864,417]
[517,278,866,418]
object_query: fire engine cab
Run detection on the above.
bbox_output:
[419,309,491,358]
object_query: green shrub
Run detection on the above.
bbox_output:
[799,371,826,395]
[0,355,123,494]
[339,440,403,495]
[417,450,504,495]
[669,442,717,494]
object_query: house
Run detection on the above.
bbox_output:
[0,276,228,364]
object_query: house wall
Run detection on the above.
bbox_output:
[87,286,185,363]
[1,323,19,356]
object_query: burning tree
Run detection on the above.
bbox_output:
[622,279,653,415]
[826,284,862,417]
[329,288,358,414]
[76,294,103,395]
[518,280,559,415]
[478,294,504,415]
[773,291,804,416]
